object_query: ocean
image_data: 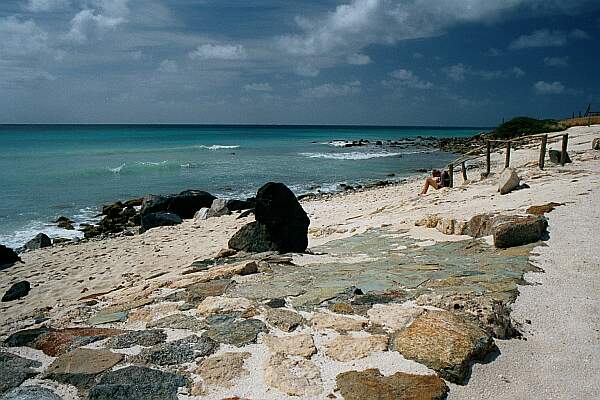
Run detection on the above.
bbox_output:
[0,125,483,248]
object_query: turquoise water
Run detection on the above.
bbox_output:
[0,125,482,247]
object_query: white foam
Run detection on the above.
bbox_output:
[193,145,240,150]
[299,152,403,160]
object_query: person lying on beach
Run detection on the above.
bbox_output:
[420,169,449,195]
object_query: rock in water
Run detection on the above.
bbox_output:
[493,215,548,248]
[335,369,449,400]
[2,281,31,302]
[24,233,52,250]
[140,212,182,233]
[497,167,520,195]
[140,190,216,219]
[0,245,21,270]
[548,149,572,164]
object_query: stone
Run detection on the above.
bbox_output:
[526,202,563,216]
[593,137,600,150]
[2,281,31,302]
[329,302,355,314]
[215,248,237,258]
[140,212,182,233]
[264,354,323,397]
[31,327,123,356]
[228,221,278,253]
[264,308,305,332]
[324,334,388,362]
[197,296,253,316]
[178,279,232,305]
[0,353,41,395]
[126,302,179,323]
[335,368,449,400]
[44,348,123,389]
[87,365,188,400]
[0,386,62,400]
[549,149,571,164]
[310,312,367,333]
[415,215,441,229]
[168,261,257,289]
[140,190,216,219]
[392,310,495,384]
[193,208,210,220]
[87,311,128,325]
[197,352,251,387]
[135,335,217,366]
[204,318,266,346]
[264,298,286,308]
[107,329,167,349]
[493,215,548,248]
[225,199,255,211]
[497,167,520,195]
[435,218,456,235]
[209,198,230,217]
[3,328,49,348]
[367,304,424,331]
[25,233,52,250]
[146,314,207,331]
[0,245,21,270]
[263,333,316,358]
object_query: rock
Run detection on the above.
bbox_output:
[141,190,216,219]
[107,329,167,349]
[3,328,49,347]
[197,296,253,316]
[549,149,571,164]
[463,213,495,238]
[102,201,123,218]
[324,334,388,362]
[264,308,305,332]
[140,212,182,233]
[497,168,520,195]
[415,215,441,228]
[329,302,355,314]
[29,327,123,356]
[263,333,316,358]
[392,310,495,384]
[335,369,449,400]
[264,353,323,397]
[310,312,367,333]
[24,233,52,250]
[0,245,21,269]
[593,137,600,150]
[210,198,231,217]
[44,348,123,389]
[54,216,73,224]
[197,352,251,387]
[215,248,237,259]
[87,311,128,325]
[435,218,456,235]
[193,208,210,220]
[367,304,424,331]
[493,215,548,248]
[87,365,188,400]
[0,386,62,400]
[204,318,266,346]
[0,353,41,395]
[264,298,286,308]
[56,216,75,230]
[2,281,31,302]
[228,222,278,253]
[527,202,563,216]
[178,279,232,305]
[146,314,207,331]
[225,199,255,211]
[135,335,217,366]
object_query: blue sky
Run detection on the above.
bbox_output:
[1,0,599,125]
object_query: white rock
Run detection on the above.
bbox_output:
[498,167,520,195]
[194,208,210,220]
[324,334,389,362]
[367,303,424,331]
[264,353,323,397]
[263,333,316,358]
[310,312,367,332]
[196,296,252,316]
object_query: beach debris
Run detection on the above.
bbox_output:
[135,334,218,366]
[493,215,548,248]
[197,352,251,387]
[140,211,182,233]
[229,182,310,253]
[203,317,267,346]
[498,167,520,195]
[107,329,167,349]
[335,369,449,400]
[393,310,495,384]
[0,352,41,395]
[0,386,62,400]
[140,190,216,219]
[43,348,123,389]
[264,353,323,397]
[526,202,564,216]
[24,233,52,250]
[324,334,389,362]
[263,307,305,332]
[549,149,572,164]
[2,281,31,302]
[0,245,21,269]
[263,333,316,358]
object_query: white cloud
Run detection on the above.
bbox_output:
[444,64,525,81]
[510,29,589,49]
[67,1,130,43]
[302,81,361,98]
[189,44,246,60]
[544,56,569,67]
[534,80,564,94]
[294,64,320,77]
[25,0,69,12]
[244,83,273,92]
[158,59,178,73]
[387,69,433,89]
[444,63,467,81]
[485,47,501,56]
[0,16,53,57]
[347,53,371,65]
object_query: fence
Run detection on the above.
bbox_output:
[445,132,569,188]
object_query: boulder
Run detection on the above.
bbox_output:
[0,245,21,270]
[493,215,548,248]
[141,190,216,219]
[196,352,251,387]
[24,233,52,250]
[2,281,31,302]
[1,386,62,400]
[593,137,600,150]
[0,353,41,395]
[44,348,123,389]
[324,334,388,362]
[549,149,572,164]
[101,201,123,218]
[228,222,277,252]
[209,198,230,217]
[497,167,520,195]
[55,216,75,230]
[225,198,255,211]
[140,212,182,233]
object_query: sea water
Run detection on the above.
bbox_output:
[0,125,482,247]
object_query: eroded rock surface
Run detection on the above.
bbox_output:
[264,354,323,397]
[44,348,123,389]
[0,386,62,400]
[324,334,388,362]
[197,352,251,387]
[263,333,316,358]
[311,312,367,332]
[264,307,305,332]
[367,304,424,331]
[107,329,167,349]
[0,353,41,395]
[203,318,266,346]
[135,335,218,366]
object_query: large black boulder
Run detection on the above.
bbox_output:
[225,198,256,212]
[25,233,52,250]
[0,245,21,270]
[140,212,182,233]
[140,190,216,219]
[2,281,31,302]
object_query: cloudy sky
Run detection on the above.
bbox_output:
[1,0,599,125]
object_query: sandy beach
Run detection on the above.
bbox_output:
[1,124,599,399]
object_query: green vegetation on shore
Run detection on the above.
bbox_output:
[492,117,565,139]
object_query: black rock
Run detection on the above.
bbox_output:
[107,329,167,349]
[135,335,217,366]
[101,201,124,218]
[2,281,31,302]
[140,212,182,233]
[0,353,42,395]
[25,233,52,250]
[4,328,50,347]
[203,318,267,346]
[264,298,286,308]
[225,198,256,211]
[493,216,548,248]
[548,149,572,164]
[54,216,73,224]
[0,245,21,270]
[141,190,216,219]
[228,221,278,253]
[1,386,62,400]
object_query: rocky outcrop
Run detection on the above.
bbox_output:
[493,215,548,248]
[141,190,216,219]
[1,281,31,302]
[335,369,449,400]
[549,149,572,164]
[229,182,310,253]
[498,167,520,195]
[264,353,323,397]
[140,211,182,233]
[24,233,52,250]
[0,245,21,269]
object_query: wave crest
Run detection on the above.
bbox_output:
[299,152,403,160]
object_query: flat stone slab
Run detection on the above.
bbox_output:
[87,365,189,400]
[264,354,323,397]
[33,327,123,356]
[204,318,267,346]
[367,304,424,331]
[0,386,62,400]
[146,314,208,331]
[392,310,495,384]
[0,353,41,395]
[175,279,232,305]
[107,329,167,349]
[87,311,128,325]
[44,348,123,389]
[264,308,305,332]
[197,352,251,387]
[335,368,449,400]
[310,312,367,333]
[197,296,253,317]
[135,335,218,366]
[263,333,316,358]
[324,334,388,362]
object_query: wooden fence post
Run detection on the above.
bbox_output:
[485,140,491,177]
[539,134,547,170]
[505,141,511,168]
[461,161,467,181]
[448,164,454,188]
[561,134,569,166]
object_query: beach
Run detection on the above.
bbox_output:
[1,124,599,399]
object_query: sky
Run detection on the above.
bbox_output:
[1,0,599,126]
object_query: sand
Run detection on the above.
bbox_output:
[1,124,599,399]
